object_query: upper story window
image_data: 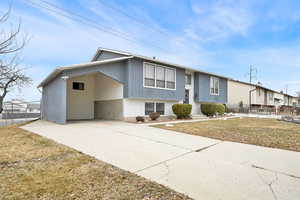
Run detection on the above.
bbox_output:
[73,82,84,90]
[144,62,176,90]
[185,74,191,85]
[156,66,165,88]
[210,76,219,95]
[144,63,155,87]
[269,92,274,101]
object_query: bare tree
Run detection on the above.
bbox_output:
[0,8,32,113]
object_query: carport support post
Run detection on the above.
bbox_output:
[61,74,68,124]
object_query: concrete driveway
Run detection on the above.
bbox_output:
[22,120,300,200]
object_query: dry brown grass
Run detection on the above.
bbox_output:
[0,124,192,200]
[155,117,300,152]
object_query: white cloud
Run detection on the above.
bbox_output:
[186,0,256,42]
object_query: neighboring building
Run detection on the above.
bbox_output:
[227,80,277,110]
[2,99,41,113]
[227,80,255,109]
[39,48,228,124]
[3,99,28,113]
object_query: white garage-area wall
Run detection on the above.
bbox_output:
[94,73,123,101]
[67,74,95,120]
[123,99,179,118]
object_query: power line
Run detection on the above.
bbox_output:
[97,0,200,51]
[97,0,172,38]
[22,0,171,53]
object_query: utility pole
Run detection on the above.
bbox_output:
[249,65,257,84]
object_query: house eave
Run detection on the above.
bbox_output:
[38,56,133,88]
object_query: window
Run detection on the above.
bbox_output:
[144,63,155,87]
[156,66,165,88]
[185,74,191,85]
[269,92,274,101]
[156,103,165,115]
[145,102,155,115]
[145,102,165,115]
[144,62,176,90]
[166,68,175,89]
[73,82,84,90]
[210,77,219,95]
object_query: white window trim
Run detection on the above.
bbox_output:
[143,62,176,91]
[210,76,220,96]
[144,102,166,116]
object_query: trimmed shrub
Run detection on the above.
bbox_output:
[136,116,145,122]
[216,104,225,115]
[201,103,217,116]
[172,104,192,119]
[201,103,225,116]
[149,112,160,120]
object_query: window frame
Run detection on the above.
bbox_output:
[144,102,165,116]
[143,62,176,90]
[210,76,219,96]
[72,82,85,90]
[269,92,274,101]
[145,102,155,115]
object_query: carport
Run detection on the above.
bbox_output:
[39,56,130,124]
[66,72,124,121]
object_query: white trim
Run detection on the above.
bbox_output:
[210,76,220,96]
[143,62,176,91]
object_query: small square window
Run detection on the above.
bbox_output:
[156,103,165,115]
[73,82,84,90]
[145,102,155,115]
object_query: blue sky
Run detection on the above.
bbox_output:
[1,0,300,101]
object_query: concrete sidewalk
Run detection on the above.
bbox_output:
[22,120,300,200]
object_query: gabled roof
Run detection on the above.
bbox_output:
[92,47,231,80]
[38,56,133,87]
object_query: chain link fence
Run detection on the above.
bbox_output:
[0,100,40,126]
[226,104,300,116]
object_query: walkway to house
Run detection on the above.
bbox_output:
[22,120,300,200]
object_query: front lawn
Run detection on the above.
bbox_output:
[154,117,300,152]
[0,124,191,200]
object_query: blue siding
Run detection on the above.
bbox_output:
[194,72,227,104]
[125,58,185,101]
[42,74,67,124]
[96,51,126,61]
[64,61,127,84]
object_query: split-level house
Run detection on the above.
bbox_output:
[227,80,279,110]
[39,48,228,124]
[227,79,300,112]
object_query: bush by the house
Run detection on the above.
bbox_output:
[172,104,192,119]
[136,116,145,122]
[149,112,160,120]
[201,103,225,116]
[216,104,225,115]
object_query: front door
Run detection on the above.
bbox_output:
[184,89,189,104]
